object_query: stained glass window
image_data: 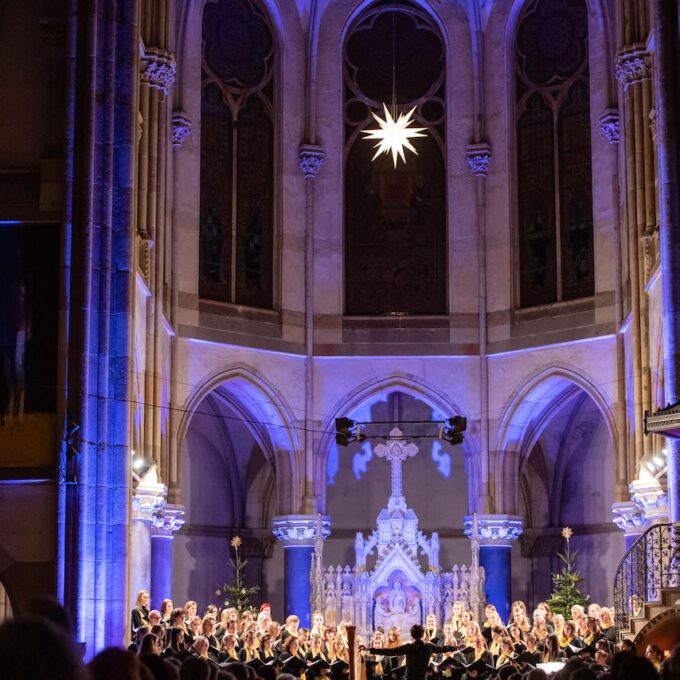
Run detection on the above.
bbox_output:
[516,0,594,308]
[200,0,274,308]
[344,2,446,316]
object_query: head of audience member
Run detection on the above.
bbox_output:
[89,647,145,680]
[0,616,88,680]
[618,655,660,680]
[149,610,162,627]
[26,596,74,637]
[180,656,211,680]
[184,601,198,619]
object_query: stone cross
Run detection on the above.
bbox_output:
[374,428,418,504]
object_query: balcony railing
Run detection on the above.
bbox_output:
[613,522,680,630]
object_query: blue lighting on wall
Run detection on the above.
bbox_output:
[430,440,451,479]
[352,441,373,480]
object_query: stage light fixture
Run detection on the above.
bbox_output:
[335,417,366,447]
[440,415,467,445]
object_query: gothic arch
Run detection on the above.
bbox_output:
[315,374,480,513]
[493,365,618,514]
[176,365,301,514]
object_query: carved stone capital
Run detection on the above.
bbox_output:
[151,503,185,536]
[272,514,331,547]
[299,145,325,179]
[612,501,646,536]
[141,47,176,94]
[615,49,652,90]
[599,110,621,144]
[464,514,523,547]
[132,487,167,523]
[466,143,492,177]
[172,112,192,148]
[630,477,669,524]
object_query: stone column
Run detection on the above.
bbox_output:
[130,471,167,607]
[612,500,646,549]
[299,145,324,514]
[651,0,680,523]
[150,504,185,609]
[273,515,330,627]
[464,515,523,623]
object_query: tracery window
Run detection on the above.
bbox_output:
[516,0,594,308]
[344,2,446,316]
[199,0,274,308]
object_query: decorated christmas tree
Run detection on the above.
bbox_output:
[547,527,589,619]
[216,536,260,614]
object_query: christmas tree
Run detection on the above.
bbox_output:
[547,527,589,619]
[216,536,260,614]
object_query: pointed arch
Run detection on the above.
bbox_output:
[493,365,618,513]
[176,364,302,514]
[315,373,480,513]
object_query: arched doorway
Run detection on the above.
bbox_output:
[174,377,293,614]
[497,371,622,606]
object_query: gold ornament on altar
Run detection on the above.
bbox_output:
[230,536,243,549]
[561,527,573,541]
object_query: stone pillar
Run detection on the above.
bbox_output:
[612,500,646,549]
[464,515,523,623]
[273,515,330,627]
[651,0,680,523]
[150,504,185,609]
[58,0,137,654]
[299,145,324,514]
[130,470,167,608]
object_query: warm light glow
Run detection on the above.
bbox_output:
[363,104,427,167]
[133,457,145,471]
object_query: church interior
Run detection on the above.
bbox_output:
[1,0,680,674]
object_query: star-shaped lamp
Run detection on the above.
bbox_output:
[363,104,427,167]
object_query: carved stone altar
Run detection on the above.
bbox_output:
[312,429,485,640]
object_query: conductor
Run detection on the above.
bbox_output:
[361,625,459,680]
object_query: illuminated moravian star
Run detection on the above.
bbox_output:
[362,104,427,167]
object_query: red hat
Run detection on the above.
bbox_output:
[260,603,271,611]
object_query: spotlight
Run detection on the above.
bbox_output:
[440,416,467,446]
[335,418,366,447]
[133,457,145,472]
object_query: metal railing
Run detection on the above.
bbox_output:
[613,522,680,630]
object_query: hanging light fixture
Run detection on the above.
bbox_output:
[362,7,427,167]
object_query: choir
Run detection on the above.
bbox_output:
[126,592,670,679]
